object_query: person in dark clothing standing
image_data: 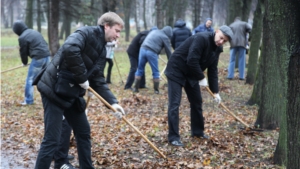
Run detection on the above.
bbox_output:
[192,18,214,35]
[124,26,158,90]
[171,19,192,49]
[165,25,233,147]
[12,20,51,106]
[33,12,126,169]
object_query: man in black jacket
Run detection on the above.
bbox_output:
[171,19,192,49]
[124,26,158,90]
[165,25,233,147]
[12,21,51,106]
[34,12,125,169]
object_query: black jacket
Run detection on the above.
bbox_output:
[171,20,192,49]
[165,32,223,93]
[36,25,118,108]
[12,21,50,64]
[126,30,150,58]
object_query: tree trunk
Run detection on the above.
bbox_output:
[192,0,201,28]
[166,0,174,27]
[37,0,42,32]
[286,46,300,169]
[200,0,215,24]
[247,55,262,106]
[271,0,300,167]
[25,0,34,28]
[135,0,140,33]
[143,0,147,30]
[102,0,117,12]
[48,0,60,56]
[155,0,164,29]
[174,0,187,20]
[245,0,264,84]
[254,0,289,130]
[122,0,132,42]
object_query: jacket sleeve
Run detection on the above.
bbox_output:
[62,31,88,84]
[162,37,172,60]
[186,36,206,80]
[18,38,29,65]
[207,47,223,93]
[89,74,118,105]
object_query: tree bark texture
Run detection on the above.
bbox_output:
[48,0,60,56]
[143,0,147,30]
[122,0,132,42]
[246,0,264,85]
[247,55,262,106]
[255,0,290,130]
[200,0,214,24]
[192,0,201,28]
[155,0,164,29]
[37,0,42,32]
[25,0,33,28]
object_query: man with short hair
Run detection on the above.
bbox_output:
[34,12,125,169]
[165,25,233,147]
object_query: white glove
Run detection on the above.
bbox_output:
[111,103,125,119]
[87,91,93,97]
[213,93,221,104]
[79,80,89,90]
[199,78,208,87]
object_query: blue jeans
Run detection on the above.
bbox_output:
[227,47,246,79]
[135,48,160,79]
[25,56,50,104]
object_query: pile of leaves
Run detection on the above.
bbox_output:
[1,67,281,169]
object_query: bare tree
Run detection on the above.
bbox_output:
[48,0,60,56]
[134,0,141,32]
[155,0,164,28]
[200,0,215,24]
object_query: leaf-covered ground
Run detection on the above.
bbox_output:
[1,62,282,168]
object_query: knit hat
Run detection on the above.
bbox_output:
[219,25,233,41]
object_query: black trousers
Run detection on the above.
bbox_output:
[53,119,72,168]
[35,95,94,169]
[124,55,146,89]
[167,78,205,142]
[105,58,113,83]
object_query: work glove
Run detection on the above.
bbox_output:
[79,80,89,90]
[213,93,222,104]
[111,103,125,119]
[87,91,93,97]
[199,78,208,87]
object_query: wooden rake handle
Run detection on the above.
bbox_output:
[205,87,250,128]
[1,63,30,73]
[88,87,167,159]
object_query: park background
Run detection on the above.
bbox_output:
[1,0,299,168]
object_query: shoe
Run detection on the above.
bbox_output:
[20,101,33,106]
[192,133,210,139]
[67,154,74,160]
[226,78,233,80]
[239,78,245,80]
[169,140,184,147]
[55,163,75,169]
[124,87,133,91]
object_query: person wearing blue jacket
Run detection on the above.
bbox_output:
[192,18,214,35]
[133,26,173,94]
[171,19,192,49]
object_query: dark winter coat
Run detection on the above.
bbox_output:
[165,32,223,93]
[12,21,50,65]
[35,25,118,108]
[126,30,150,58]
[171,20,192,49]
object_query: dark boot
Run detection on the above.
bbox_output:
[133,77,141,93]
[153,79,160,94]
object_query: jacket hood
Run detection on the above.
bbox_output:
[162,26,173,39]
[174,20,186,28]
[13,21,28,36]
